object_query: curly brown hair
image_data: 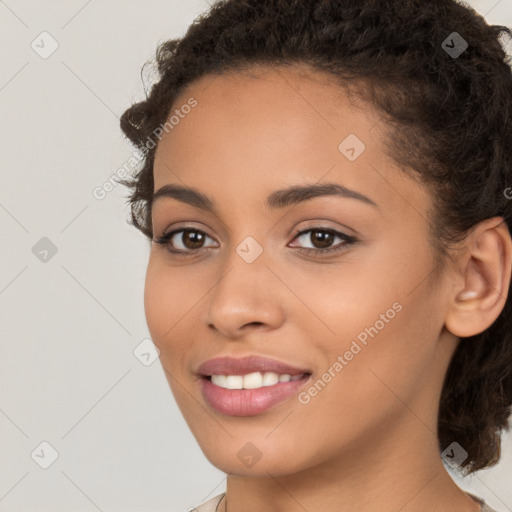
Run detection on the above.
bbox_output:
[118,0,512,475]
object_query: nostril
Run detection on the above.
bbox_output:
[244,321,265,329]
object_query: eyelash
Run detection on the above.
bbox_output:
[153,226,358,259]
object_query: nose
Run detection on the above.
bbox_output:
[202,249,287,339]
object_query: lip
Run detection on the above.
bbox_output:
[200,374,312,416]
[196,355,311,377]
[196,355,312,416]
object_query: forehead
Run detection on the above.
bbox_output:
[155,64,377,168]
[152,64,430,219]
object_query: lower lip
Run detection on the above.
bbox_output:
[200,375,311,416]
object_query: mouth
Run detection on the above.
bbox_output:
[195,355,313,416]
[199,371,312,416]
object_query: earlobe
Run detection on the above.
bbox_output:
[445,217,512,338]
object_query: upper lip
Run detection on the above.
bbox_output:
[196,355,311,377]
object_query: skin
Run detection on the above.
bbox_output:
[145,64,512,512]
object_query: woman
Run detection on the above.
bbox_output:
[118,0,512,510]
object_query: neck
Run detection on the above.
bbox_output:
[218,421,481,512]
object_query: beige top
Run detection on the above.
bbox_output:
[191,491,499,512]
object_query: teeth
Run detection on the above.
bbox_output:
[225,375,243,389]
[262,372,279,386]
[210,372,304,390]
[243,371,263,389]
[210,374,228,388]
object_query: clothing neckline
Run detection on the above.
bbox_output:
[208,490,487,511]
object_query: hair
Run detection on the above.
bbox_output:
[118,0,512,475]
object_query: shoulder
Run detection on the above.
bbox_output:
[481,503,500,512]
[466,491,500,512]
[189,492,225,512]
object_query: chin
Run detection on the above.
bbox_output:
[193,433,311,478]
[206,452,301,478]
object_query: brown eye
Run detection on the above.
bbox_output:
[308,230,335,249]
[153,228,218,255]
[289,228,357,257]
[153,226,357,259]
[178,230,207,250]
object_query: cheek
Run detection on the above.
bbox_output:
[143,258,199,413]
[288,238,439,401]
[143,260,167,345]
[143,255,190,356]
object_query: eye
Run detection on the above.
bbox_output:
[153,226,358,258]
[153,228,218,256]
[289,227,357,256]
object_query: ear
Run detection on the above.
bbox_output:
[445,217,512,338]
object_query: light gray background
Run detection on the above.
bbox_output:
[1,1,511,511]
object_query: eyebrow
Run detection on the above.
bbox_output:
[151,182,379,213]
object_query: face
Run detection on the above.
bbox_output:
[145,65,458,477]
